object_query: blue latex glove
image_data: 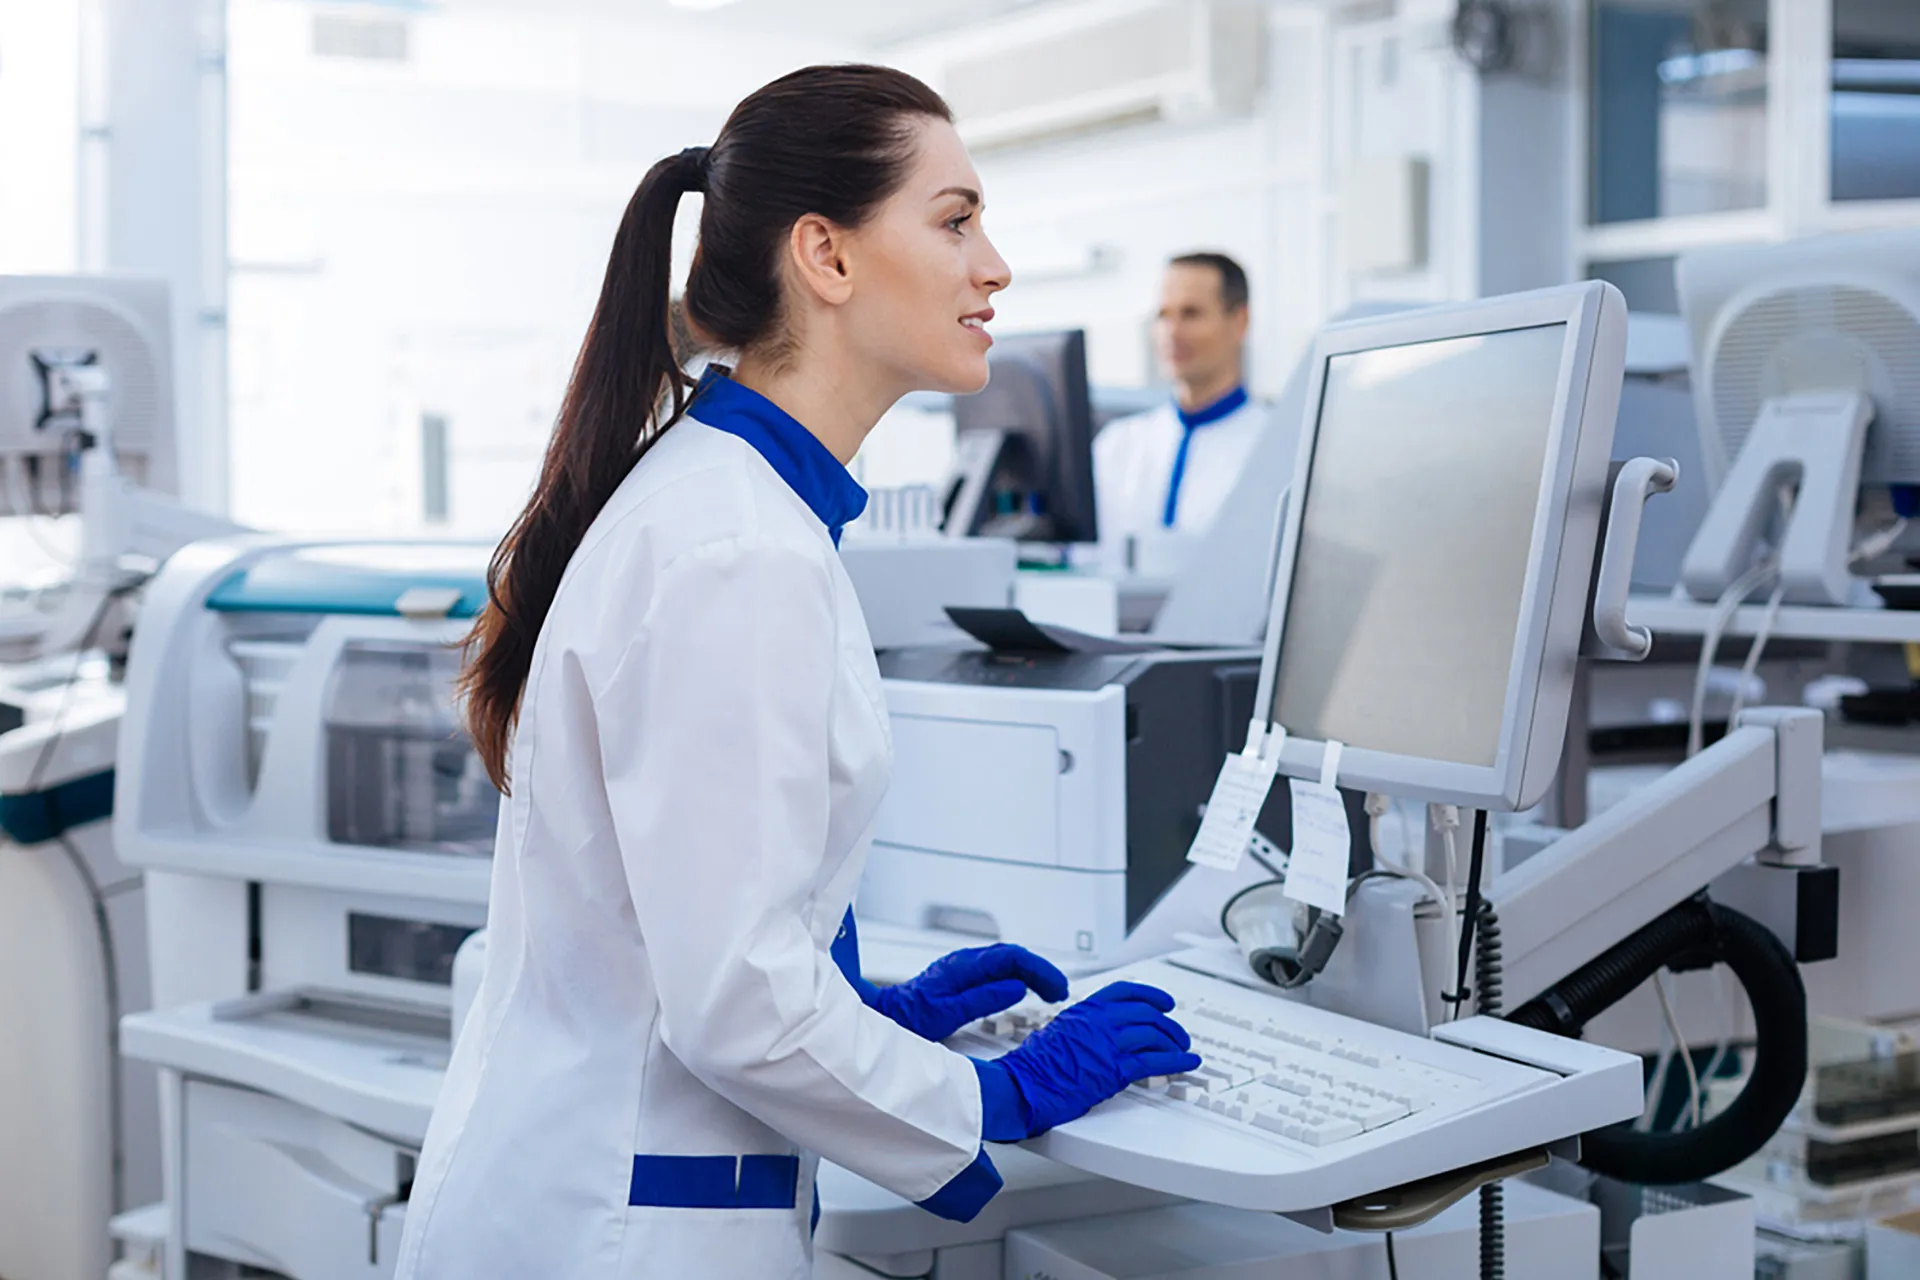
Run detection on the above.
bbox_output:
[991,981,1202,1137]
[869,943,1072,1043]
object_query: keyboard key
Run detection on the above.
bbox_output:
[1301,1116,1364,1145]
[1351,1097,1412,1130]
[1252,1110,1292,1137]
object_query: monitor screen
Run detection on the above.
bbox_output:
[948,329,1097,543]
[1268,323,1570,768]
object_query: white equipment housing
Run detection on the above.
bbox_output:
[836,535,1017,649]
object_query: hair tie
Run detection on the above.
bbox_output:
[677,146,712,193]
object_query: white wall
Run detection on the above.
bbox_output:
[0,1,82,578]
[225,0,853,536]
[0,1,81,274]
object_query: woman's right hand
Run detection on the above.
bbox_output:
[991,981,1202,1137]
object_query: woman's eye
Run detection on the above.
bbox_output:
[947,213,972,233]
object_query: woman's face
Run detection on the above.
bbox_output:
[839,118,1012,396]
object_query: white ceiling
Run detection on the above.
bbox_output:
[437,0,1052,48]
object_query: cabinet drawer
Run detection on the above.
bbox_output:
[184,1081,409,1279]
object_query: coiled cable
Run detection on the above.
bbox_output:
[1475,901,1506,1280]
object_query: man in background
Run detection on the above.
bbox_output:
[1094,251,1269,568]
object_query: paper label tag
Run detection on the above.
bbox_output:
[1284,740,1351,916]
[1185,727,1284,872]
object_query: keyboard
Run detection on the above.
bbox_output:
[951,956,1644,1214]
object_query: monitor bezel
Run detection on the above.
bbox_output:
[1250,282,1627,811]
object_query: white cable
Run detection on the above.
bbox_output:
[1688,559,1776,758]
[1694,967,1738,1128]
[1654,972,1702,1130]
[1364,791,1391,871]
[1638,1008,1673,1133]
[1726,575,1788,730]
[1430,805,1466,1020]
[1698,508,1900,743]
[1852,516,1909,564]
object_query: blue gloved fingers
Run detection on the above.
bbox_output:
[1125,1050,1204,1081]
[1079,1002,1194,1053]
[939,944,1071,1003]
[1114,1022,1190,1056]
[991,945,1070,1003]
[943,978,1033,1027]
[1144,1012,1193,1052]
[1082,981,1178,1012]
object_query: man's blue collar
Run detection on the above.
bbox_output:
[687,368,869,545]
[1175,384,1249,431]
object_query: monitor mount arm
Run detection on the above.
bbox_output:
[1489,704,1822,1009]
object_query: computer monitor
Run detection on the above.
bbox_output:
[1251,282,1629,812]
[944,328,1098,544]
[0,275,176,516]
[1677,229,1920,605]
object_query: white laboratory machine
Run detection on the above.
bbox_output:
[116,539,499,1280]
[0,274,238,1280]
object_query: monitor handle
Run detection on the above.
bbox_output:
[1583,455,1677,662]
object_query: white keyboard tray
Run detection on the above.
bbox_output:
[952,956,1644,1215]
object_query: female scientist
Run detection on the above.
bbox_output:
[394,65,1200,1278]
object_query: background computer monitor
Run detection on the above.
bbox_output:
[1253,282,1629,812]
[0,275,176,516]
[944,328,1098,544]
[1683,229,1920,493]
[1677,229,1920,603]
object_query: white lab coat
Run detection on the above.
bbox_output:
[394,412,987,1279]
[1093,393,1269,551]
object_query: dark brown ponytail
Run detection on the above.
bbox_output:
[461,65,951,792]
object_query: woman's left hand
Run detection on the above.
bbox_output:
[868,944,1070,1042]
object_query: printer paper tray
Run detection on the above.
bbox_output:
[122,988,446,1146]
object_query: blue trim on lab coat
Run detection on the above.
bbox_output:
[829,908,1022,1217]
[1162,384,1249,528]
[689,369,869,546]
[627,1154,800,1209]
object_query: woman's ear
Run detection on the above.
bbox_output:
[789,214,855,307]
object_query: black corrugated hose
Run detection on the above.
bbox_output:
[1505,895,1807,1185]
